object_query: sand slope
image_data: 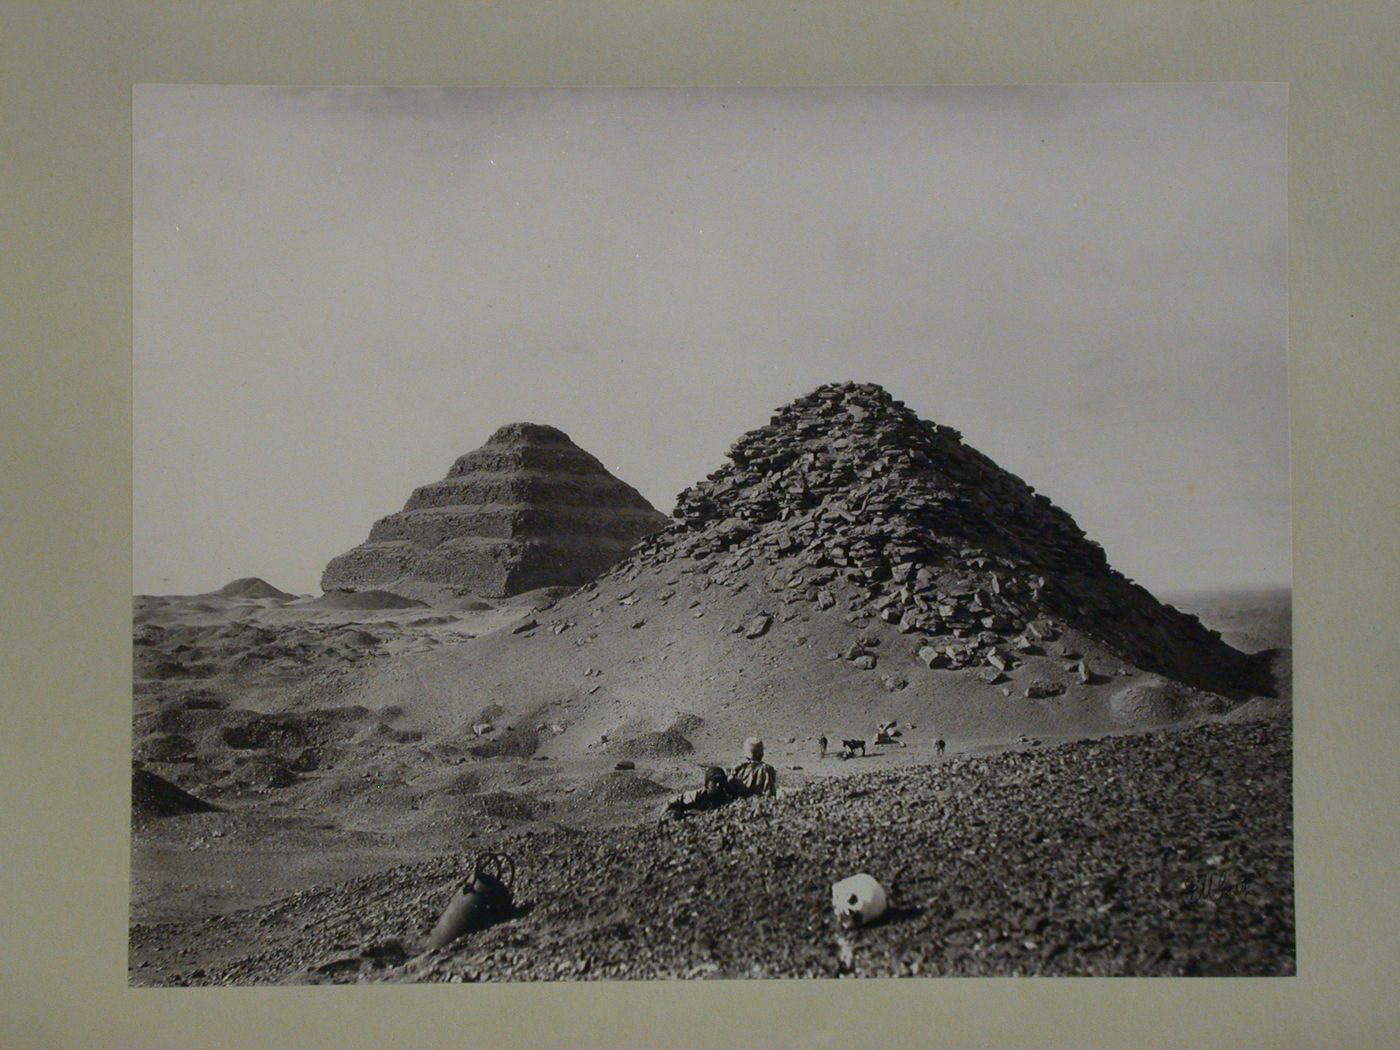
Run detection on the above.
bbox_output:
[314,552,1270,773]
[128,578,1291,981]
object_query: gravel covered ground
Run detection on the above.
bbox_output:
[130,716,1292,984]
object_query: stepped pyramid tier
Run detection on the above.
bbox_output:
[321,423,670,599]
[598,382,1264,695]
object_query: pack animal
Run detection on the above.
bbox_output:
[842,738,866,757]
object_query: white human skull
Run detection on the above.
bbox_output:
[832,873,888,928]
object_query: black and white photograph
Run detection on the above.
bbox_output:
[129,84,1292,984]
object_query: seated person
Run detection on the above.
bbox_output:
[729,737,777,798]
[874,720,906,747]
[664,765,733,818]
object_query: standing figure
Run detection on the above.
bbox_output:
[935,738,946,757]
[818,735,828,759]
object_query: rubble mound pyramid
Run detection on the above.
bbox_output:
[131,766,218,821]
[601,381,1264,696]
[214,577,297,601]
[322,423,669,599]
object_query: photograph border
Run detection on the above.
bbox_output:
[3,2,1398,1047]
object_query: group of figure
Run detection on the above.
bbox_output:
[663,736,777,819]
[818,725,946,759]
[663,727,948,819]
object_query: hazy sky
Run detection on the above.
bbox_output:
[134,85,1288,596]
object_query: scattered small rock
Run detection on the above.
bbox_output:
[745,614,773,639]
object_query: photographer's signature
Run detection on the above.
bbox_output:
[1173,770,1247,906]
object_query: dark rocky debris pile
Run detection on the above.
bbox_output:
[132,767,219,822]
[599,382,1265,696]
[131,716,1292,983]
[322,423,669,598]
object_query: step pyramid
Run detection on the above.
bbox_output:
[321,423,669,599]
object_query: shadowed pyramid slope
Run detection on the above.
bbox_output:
[322,423,669,599]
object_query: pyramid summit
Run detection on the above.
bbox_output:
[321,422,669,598]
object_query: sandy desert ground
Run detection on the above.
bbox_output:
[129,577,1290,983]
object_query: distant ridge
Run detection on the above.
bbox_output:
[214,577,297,601]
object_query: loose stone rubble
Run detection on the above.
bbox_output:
[133,717,1293,983]
[591,382,1262,695]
